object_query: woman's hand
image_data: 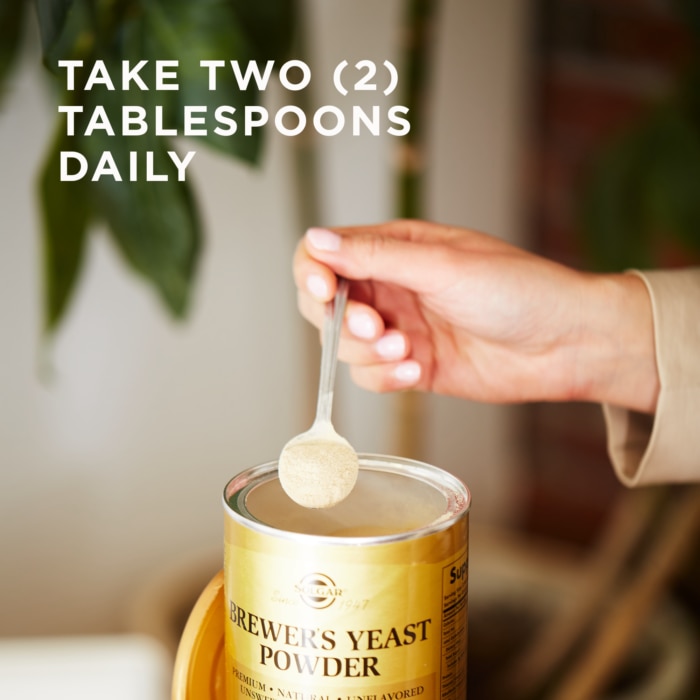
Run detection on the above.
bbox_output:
[293,220,659,414]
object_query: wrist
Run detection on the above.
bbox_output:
[574,272,659,414]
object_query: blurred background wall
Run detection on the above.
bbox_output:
[0,0,531,638]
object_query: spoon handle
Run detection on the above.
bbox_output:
[315,277,349,424]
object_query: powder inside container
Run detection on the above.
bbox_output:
[244,469,447,537]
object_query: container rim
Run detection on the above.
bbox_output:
[222,453,471,545]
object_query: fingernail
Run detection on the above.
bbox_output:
[306,274,329,300]
[393,361,421,385]
[347,311,376,339]
[375,332,406,360]
[306,227,341,252]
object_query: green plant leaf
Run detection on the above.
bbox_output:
[580,105,700,269]
[34,0,300,332]
[229,0,297,62]
[644,108,700,251]
[77,75,202,318]
[35,0,74,53]
[38,123,92,332]
[36,0,77,61]
[137,0,267,164]
[97,166,201,318]
[38,0,97,71]
[580,126,652,271]
[676,0,700,42]
[0,0,29,98]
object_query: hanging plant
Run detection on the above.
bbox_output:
[1,0,297,332]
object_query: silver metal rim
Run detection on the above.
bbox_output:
[222,453,471,546]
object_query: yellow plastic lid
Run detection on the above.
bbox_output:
[172,570,226,700]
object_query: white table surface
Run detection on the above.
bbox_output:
[0,634,171,700]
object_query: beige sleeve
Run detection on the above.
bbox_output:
[603,268,700,486]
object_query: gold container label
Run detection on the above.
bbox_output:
[223,517,468,700]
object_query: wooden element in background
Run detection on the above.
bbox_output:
[550,485,700,700]
[393,0,439,459]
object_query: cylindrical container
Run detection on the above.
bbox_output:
[223,454,470,700]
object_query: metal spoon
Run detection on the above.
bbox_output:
[279,278,359,508]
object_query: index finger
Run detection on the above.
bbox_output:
[293,237,338,303]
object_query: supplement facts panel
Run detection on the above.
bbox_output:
[440,554,468,699]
